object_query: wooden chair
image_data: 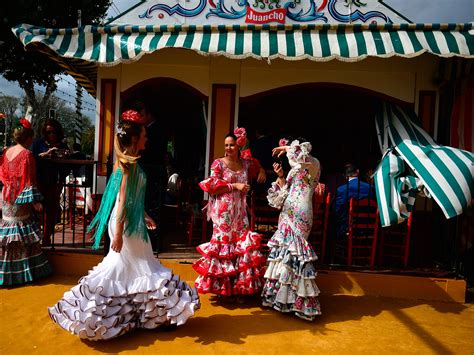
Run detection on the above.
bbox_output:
[335,197,380,268]
[186,200,210,246]
[378,213,413,267]
[250,191,280,246]
[308,191,331,264]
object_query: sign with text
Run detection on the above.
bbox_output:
[245,6,287,24]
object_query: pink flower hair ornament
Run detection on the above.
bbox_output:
[121,110,143,123]
[278,138,289,147]
[234,127,248,148]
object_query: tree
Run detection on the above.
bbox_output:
[0,95,20,147]
[0,0,111,131]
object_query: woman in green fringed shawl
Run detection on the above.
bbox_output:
[48,110,200,341]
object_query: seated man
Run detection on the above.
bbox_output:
[335,163,375,237]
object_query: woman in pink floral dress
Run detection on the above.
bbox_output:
[262,139,322,320]
[193,129,267,298]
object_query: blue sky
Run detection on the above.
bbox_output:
[1,0,473,119]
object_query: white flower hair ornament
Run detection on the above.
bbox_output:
[116,126,126,138]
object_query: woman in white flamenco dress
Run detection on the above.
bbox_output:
[48,111,200,340]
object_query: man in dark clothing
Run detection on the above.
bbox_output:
[138,106,168,252]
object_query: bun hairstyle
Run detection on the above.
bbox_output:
[115,110,144,170]
[13,118,34,146]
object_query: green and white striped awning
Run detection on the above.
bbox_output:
[13,23,474,95]
[374,102,474,227]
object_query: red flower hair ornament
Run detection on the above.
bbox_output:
[121,110,143,123]
[18,118,31,129]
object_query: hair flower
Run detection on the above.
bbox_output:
[278,138,289,147]
[116,126,125,137]
[121,110,142,123]
[19,118,31,129]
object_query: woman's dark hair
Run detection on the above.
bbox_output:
[42,118,64,141]
[225,132,237,141]
[13,125,34,146]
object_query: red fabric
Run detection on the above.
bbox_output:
[0,149,36,203]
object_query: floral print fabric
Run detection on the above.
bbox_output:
[262,140,322,320]
[193,159,266,296]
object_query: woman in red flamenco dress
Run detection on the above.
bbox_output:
[193,128,267,299]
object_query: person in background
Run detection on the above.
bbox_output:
[138,103,167,252]
[31,118,70,245]
[335,163,375,237]
[0,118,52,286]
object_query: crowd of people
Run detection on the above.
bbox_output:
[0,111,377,340]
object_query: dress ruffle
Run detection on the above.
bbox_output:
[48,272,200,340]
[14,186,44,204]
[193,231,266,296]
[262,225,321,320]
[0,218,42,246]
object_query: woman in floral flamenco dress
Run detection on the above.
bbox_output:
[0,118,52,286]
[262,139,322,320]
[193,128,267,299]
[48,111,200,340]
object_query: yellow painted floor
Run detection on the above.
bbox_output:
[1,276,474,354]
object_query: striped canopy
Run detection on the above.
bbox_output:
[374,102,474,227]
[12,22,474,95]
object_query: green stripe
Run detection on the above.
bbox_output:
[149,32,163,51]
[134,33,145,56]
[337,28,349,57]
[423,31,441,54]
[269,30,278,55]
[165,31,179,47]
[302,29,313,56]
[57,34,72,55]
[120,34,130,60]
[285,31,296,56]
[218,30,228,52]
[371,31,386,55]
[106,34,115,62]
[396,143,457,217]
[183,31,195,49]
[90,32,101,61]
[441,31,460,54]
[354,30,367,56]
[319,29,331,57]
[74,31,85,58]
[388,30,404,54]
[200,31,211,52]
[406,31,423,52]
[252,30,261,56]
[234,30,244,55]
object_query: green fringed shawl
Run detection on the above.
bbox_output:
[88,164,148,249]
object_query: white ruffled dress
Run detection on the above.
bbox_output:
[49,195,200,340]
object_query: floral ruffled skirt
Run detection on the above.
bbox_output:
[261,223,321,321]
[0,202,52,286]
[193,229,266,296]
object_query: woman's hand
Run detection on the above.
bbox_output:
[39,147,58,158]
[233,183,251,194]
[272,146,288,158]
[111,234,123,253]
[257,168,266,183]
[33,202,43,213]
[144,214,157,230]
[273,162,284,178]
